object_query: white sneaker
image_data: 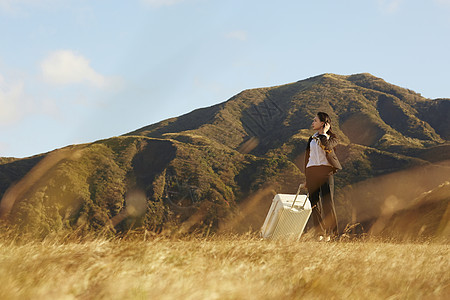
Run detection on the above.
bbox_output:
[318,235,331,242]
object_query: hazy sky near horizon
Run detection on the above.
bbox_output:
[1,0,449,158]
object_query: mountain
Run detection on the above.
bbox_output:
[376,181,450,242]
[1,73,449,238]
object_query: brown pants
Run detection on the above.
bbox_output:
[306,166,338,236]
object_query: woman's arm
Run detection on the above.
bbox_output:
[318,123,338,150]
[318,134,339,151]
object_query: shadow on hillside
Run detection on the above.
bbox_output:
[337,159,450,241]
[131,140,177,196]
[0,155,45,199]
[0,148,78,219]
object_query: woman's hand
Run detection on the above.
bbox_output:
[319,122,330,135]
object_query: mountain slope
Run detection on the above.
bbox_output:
[378,181,450,242]
[128,73,446,155]
[1,73,449,237]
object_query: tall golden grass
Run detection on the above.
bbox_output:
[0,232,448,299]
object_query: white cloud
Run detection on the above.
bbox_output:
[435,0,450,6]
[377,0,403,14]
[225,30,248,41]
[0,0,14,12]
[0,74,28,125]
[0,0,25,13]
[140,0,185,8]
[40,50,108,88]
[0,0,60,14]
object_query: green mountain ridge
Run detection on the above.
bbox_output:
[1,73,449,239]
[129,73,448,153]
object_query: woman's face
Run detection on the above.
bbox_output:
[312,116,324,130]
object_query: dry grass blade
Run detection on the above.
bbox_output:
[0,233,448,299]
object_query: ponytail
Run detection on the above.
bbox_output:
[317,111,334,136]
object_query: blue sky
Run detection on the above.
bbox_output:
[1,0,449,158]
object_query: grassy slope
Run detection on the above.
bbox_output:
[0,235,448,299]
[380,182,450,241]
[1,73,449,238]
[127,73,450,191]
[129,73,447,153]
[0,155,45,200]
[1,134,302,236]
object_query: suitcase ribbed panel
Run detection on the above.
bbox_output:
[261,193,312,240]
[271,207,311,240]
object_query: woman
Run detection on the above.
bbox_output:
[304,112,342,239]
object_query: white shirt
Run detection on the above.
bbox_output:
[306,132,332,168]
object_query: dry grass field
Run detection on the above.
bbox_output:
[0,233,449,300]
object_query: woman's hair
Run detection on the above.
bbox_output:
[317,112,334,135]
[317,112,331,124]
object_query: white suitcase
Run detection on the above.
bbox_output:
[261,184,312,240]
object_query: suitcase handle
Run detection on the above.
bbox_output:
[291,183,308,209]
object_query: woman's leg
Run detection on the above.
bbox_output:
[309,188,325,234]
[306,167,326,235]
[320,174,338,236]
